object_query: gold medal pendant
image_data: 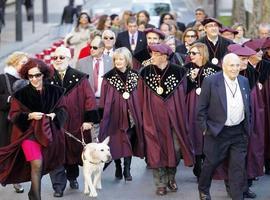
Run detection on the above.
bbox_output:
[156,86,164,95]
[122,92,130,99]
[196,87,201,95]
[211,57,218,65]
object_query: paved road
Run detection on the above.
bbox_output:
[1,157,270,200]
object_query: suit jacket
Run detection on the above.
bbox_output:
[76,55,112,89]
[115,30,147,55]
[196,72,251,137]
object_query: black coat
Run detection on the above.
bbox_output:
[0,74,19,147]
[115,30,147,55]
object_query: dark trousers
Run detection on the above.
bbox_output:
[49,164,79,192]
[198,124,248,200]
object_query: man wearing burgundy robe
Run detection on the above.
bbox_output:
[48,47,99,197]
[138,44,193,196]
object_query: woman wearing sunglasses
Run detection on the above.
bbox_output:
[184,42,220,181]
[176,28,199,57]
[0,58,67,200]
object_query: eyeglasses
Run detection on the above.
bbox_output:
[103,37,114,40]
[185,35,197,38]
[205,23,219,28]
[188,51,200,56]
[52,56,66,60]
[28,73,43,79]
[198,29,204,32]
[195,12,204,15]
[91,46,99,50]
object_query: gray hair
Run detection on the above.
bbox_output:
[222,53,240,67]
[113,47,133,69]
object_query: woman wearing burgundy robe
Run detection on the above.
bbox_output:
[99,47,144,181]
[138,44,193,196]
[184,42,220,180]
[0,58,67,200]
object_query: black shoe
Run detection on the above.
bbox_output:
[13,184,24,193]
[243,189,257,199]
[53,191,63,198]
[199,191,211,200]
[69,180,79,189]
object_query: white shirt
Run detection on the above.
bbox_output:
[103,48,114,57]
[207,36,218,46]
[223,73,245,126]
[93,57,104,98]
[129,31,138,51]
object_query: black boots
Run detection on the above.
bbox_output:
[115,159,123,179]
[114,157,132,181]
[193,155,203,180]
[123,157,132,181]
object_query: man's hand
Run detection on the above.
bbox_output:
[46,113,56,120]
[28,112,44,120]
[81,122,93,131]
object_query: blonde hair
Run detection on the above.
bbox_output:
[5,51,28,67]
[113,47,133,69]
[189,42,209,65]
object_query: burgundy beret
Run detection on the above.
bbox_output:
[144,28,165,40]
[243,38,266,51]
[227,44,256,56]
[201,17,222,27]
[219,27,238,34]
[148,44,173,56]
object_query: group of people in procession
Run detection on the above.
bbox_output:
[0,4,270,200]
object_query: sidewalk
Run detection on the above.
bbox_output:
[0,1,66,71]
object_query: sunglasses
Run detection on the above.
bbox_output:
[103,37,114,40]
[52,56,66,60]
[28,73,43,79]
[188,51,200,56]
[185,35,197,38]
[91,46,99,50]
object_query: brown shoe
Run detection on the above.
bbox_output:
[156,187,167,196]
[167,180,178,192]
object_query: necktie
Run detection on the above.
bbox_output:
[131,34,135,45]
[93,59,100,93]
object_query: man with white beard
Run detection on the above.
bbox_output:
[48,46,99,198]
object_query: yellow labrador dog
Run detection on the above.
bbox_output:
[82,137,112,197]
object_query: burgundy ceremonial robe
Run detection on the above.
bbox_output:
[259,59,270,161]
[0,84,67,184]
[241,65,265,178]
[139,63,194,168]
[99,69,144,159]
[185,61,220,155]
[48,66,99,165]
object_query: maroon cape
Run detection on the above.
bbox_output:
[0,84,67,184]
[139,63,194,168]
[49,67,99,165]
[185,62,220,155]
[99,69,144,159]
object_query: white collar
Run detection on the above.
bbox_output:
[223,72,238,84]
[207,36,218,45]
[4,66,21,79]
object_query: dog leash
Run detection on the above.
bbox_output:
[64,129,87,147]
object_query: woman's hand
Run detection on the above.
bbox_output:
[190,68,200,80]
[28,112,44,120]
[81,122,93,131]
[46,113,56,120]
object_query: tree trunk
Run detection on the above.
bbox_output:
[246,0,262,38]
[232,0,246,25]
[261,0,270,23]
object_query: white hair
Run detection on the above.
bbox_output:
[222,53,240,67]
